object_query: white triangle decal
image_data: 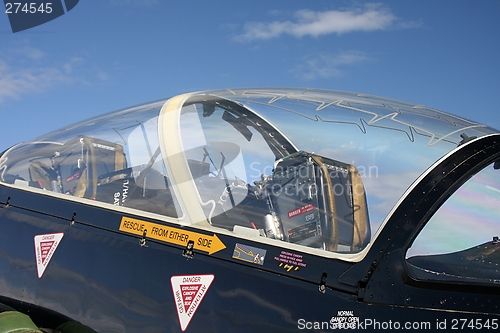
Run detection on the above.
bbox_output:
[170,274,214,331]
[34,233,64,278]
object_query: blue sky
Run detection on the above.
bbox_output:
[1,0,499,149]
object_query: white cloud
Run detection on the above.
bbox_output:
[96,71,110,81]
[291,51,371,80]
[236,4,395,41]
[0,47,67,103]
[0,60,69,104]
[11,46,45,60]
[63,57,85,74]
[0,46,113,104]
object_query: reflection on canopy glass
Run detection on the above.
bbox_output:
[407,162,500,283]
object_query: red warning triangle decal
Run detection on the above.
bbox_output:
[171,274,214,331]
[181,284,202,312]
[34,233,64,278]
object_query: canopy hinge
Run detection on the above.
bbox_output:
[183,240,195,259]
[319,272,327,294]
[140,229,147,247]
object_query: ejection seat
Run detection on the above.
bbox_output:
[262,152,371,252]
[204,150,371,253]
[29,136,126,199]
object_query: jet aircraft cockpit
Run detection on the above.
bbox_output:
[0,88,498,258]
[2,88,500,332]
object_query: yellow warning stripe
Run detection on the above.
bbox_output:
[119,216,225,255]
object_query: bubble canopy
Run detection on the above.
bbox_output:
[0,88,497,256]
